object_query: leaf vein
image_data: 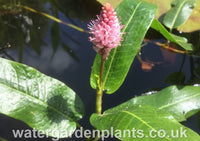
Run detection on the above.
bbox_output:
[159,92,200,109]
[102,1,143,89]
[0,82,74,122]
[170,0,187,29]
[121,110,171,141]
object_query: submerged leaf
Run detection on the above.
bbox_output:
[165,72,186,84]
[51,22,60,52]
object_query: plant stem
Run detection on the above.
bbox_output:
[93,135,100,141]
[0,136,8,141]
[16,5,88,33]
[96,56,104,115]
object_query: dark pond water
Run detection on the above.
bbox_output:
[0,0,200,141]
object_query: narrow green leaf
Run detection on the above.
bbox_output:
[0,136,7,141]
[106,85,200,122]
[90,0,157,94]
[0,58,84,138]
[19,5,87,33]
[90,105,200,141]
[151,19,193,51]
[51,22,60,52]
[30,28,41,55]
[163,0,197,29]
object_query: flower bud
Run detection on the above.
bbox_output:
[88,3,124,60]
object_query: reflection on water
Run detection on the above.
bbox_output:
[0,0,200,140]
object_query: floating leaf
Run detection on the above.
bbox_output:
[105,85,200,122]
[178,0,200,32]
[0,58,84,138]
[91,105,200,141]
[151,19,193,51]
[145,0,200,32]
[144,0,172,19]
[163,0,198,29]
[90,0,157,94]
[29,28,41,55]
[97,0,123,8]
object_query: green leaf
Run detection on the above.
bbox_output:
[178,0,200,32]
[51,22,60,52]
[144,0,200,32]
[106,85,200,122]
[20,5,86,33]
[90,105,200,141]
[30,28,41,55]
[151,19,193,51]
[0,58,84,138]
[163,0,197,29]
[90,0,157,94]
[0,136,7,141]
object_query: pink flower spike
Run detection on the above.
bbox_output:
[88,3,124,60]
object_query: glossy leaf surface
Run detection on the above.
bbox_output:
[98,0,200,32]
[178,0,200,32]
[106,85,200,122]
[151,20,193,51]
[163,0,197,29]
[91,105,200,141]
[0,58,84,138]
[90,0,157,94]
